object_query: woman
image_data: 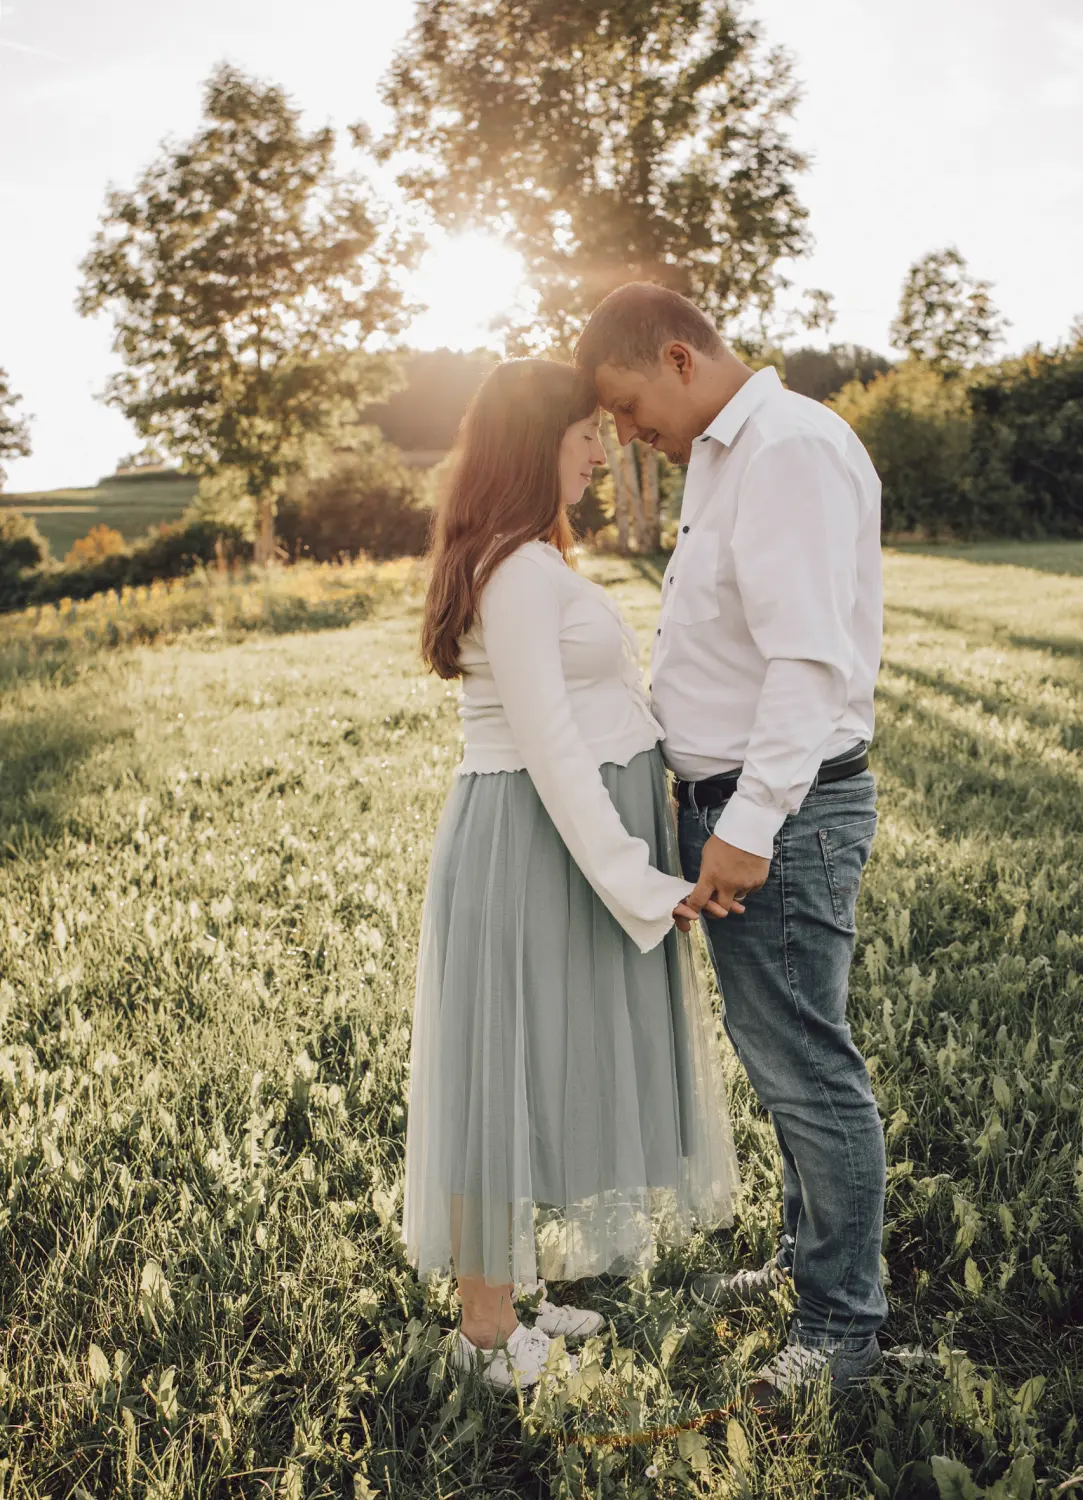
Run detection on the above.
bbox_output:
[403,359,739,1389]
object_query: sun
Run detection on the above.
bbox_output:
[405,230,531,351]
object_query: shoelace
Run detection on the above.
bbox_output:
[731,1264,775,1290]
[766,1343,830,1387]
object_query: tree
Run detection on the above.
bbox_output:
[378,0,811,550]
[78,64,413,562]
[890,247,1007,373]
[0,367,32,491]
[783,343,892,404]
[829,363,972,536]
[967,342,1083,537]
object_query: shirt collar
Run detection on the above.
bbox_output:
[700,365,783,448]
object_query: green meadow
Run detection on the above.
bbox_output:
[0,476,197,558]
[0,545,1080,1498]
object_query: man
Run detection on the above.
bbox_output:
[575,283,887,1406]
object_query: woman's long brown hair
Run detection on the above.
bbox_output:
[421,359,598,680]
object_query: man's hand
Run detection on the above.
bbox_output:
[686,836,771,921]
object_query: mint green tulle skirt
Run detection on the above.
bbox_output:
[403,745,739,1287]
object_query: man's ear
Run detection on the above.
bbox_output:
[665,342,696,383]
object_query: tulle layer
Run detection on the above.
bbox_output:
[403,746,739,1286]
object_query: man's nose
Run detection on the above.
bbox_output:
[613,414,636,447]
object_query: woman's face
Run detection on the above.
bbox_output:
[558,412,606,509]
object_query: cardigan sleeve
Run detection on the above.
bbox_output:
[478,549,692,953]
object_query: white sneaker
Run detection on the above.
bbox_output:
[517,1279,605,1341]
[534,1296,605,1340]
[452,1323,577,1390]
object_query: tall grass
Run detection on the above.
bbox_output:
[0,547,1079,1498]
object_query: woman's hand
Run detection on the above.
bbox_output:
[672,893,745,933]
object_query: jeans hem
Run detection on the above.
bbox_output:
[790,1321,883,1352]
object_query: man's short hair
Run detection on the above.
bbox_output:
[574,282,724,377]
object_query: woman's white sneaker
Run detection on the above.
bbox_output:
[534,1296,605,1340]
[517,1279,605,1341]
[453,1323,577,1390]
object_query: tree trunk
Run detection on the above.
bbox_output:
[254,495,276,565]
[614,480,630,552]
[600,418,647,554]
[635,440,663,552]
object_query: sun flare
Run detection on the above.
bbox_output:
[405,230,531,351]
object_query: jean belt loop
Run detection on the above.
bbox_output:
[810,764,821,794]
[687,779,699,816]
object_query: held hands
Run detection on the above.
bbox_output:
[671,836,772,932]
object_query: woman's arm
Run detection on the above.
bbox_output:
[480,550,692,954]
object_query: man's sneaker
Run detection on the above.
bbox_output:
[517,1280,605,1341]
[690,1258,789,1310]
[452,1323,577,1390]
[748,1333,881,1409]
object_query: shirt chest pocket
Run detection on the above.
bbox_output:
[669,532,721,626]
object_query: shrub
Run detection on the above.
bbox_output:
[0,517,253,613]
[0,510,50,575]
[830,362,972,536]
[64,524,127,566]
[277,446,431,561]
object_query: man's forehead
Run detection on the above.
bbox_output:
[594,362,649,406]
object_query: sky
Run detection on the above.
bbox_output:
[1,0,1081,492]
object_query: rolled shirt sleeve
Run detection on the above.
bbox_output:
[480,551,693,953]
[712,435,859,858]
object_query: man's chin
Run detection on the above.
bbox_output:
[664,442,692,465]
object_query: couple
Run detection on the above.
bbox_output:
[402,283,886,1406]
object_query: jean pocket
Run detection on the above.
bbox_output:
[818,814,878,932]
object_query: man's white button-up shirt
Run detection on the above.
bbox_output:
[650,366,884,859]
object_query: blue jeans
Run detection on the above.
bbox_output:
[679,770,887,1346]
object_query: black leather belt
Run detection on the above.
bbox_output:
[675,743,870,812]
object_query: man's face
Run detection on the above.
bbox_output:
[594,346,703,463]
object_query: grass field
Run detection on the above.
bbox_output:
[0,545,1081,1498]
[0,476,198,557]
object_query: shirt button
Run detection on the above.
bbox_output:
[682,525,690,533]
[656,628,661,636]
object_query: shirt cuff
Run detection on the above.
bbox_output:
[711,792,784,860]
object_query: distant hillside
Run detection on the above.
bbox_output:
[0,474,198,557]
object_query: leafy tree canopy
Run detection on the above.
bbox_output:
[78,63,414,558]
[377,0,811,351]
[890,246,1007,373]
[0,367,32,491]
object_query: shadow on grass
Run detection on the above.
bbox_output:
[886,601,1083,668]
[883,658,1083,750]
[872,683,1083,842]
[0,705,130,859]
[890,540,1083,578]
